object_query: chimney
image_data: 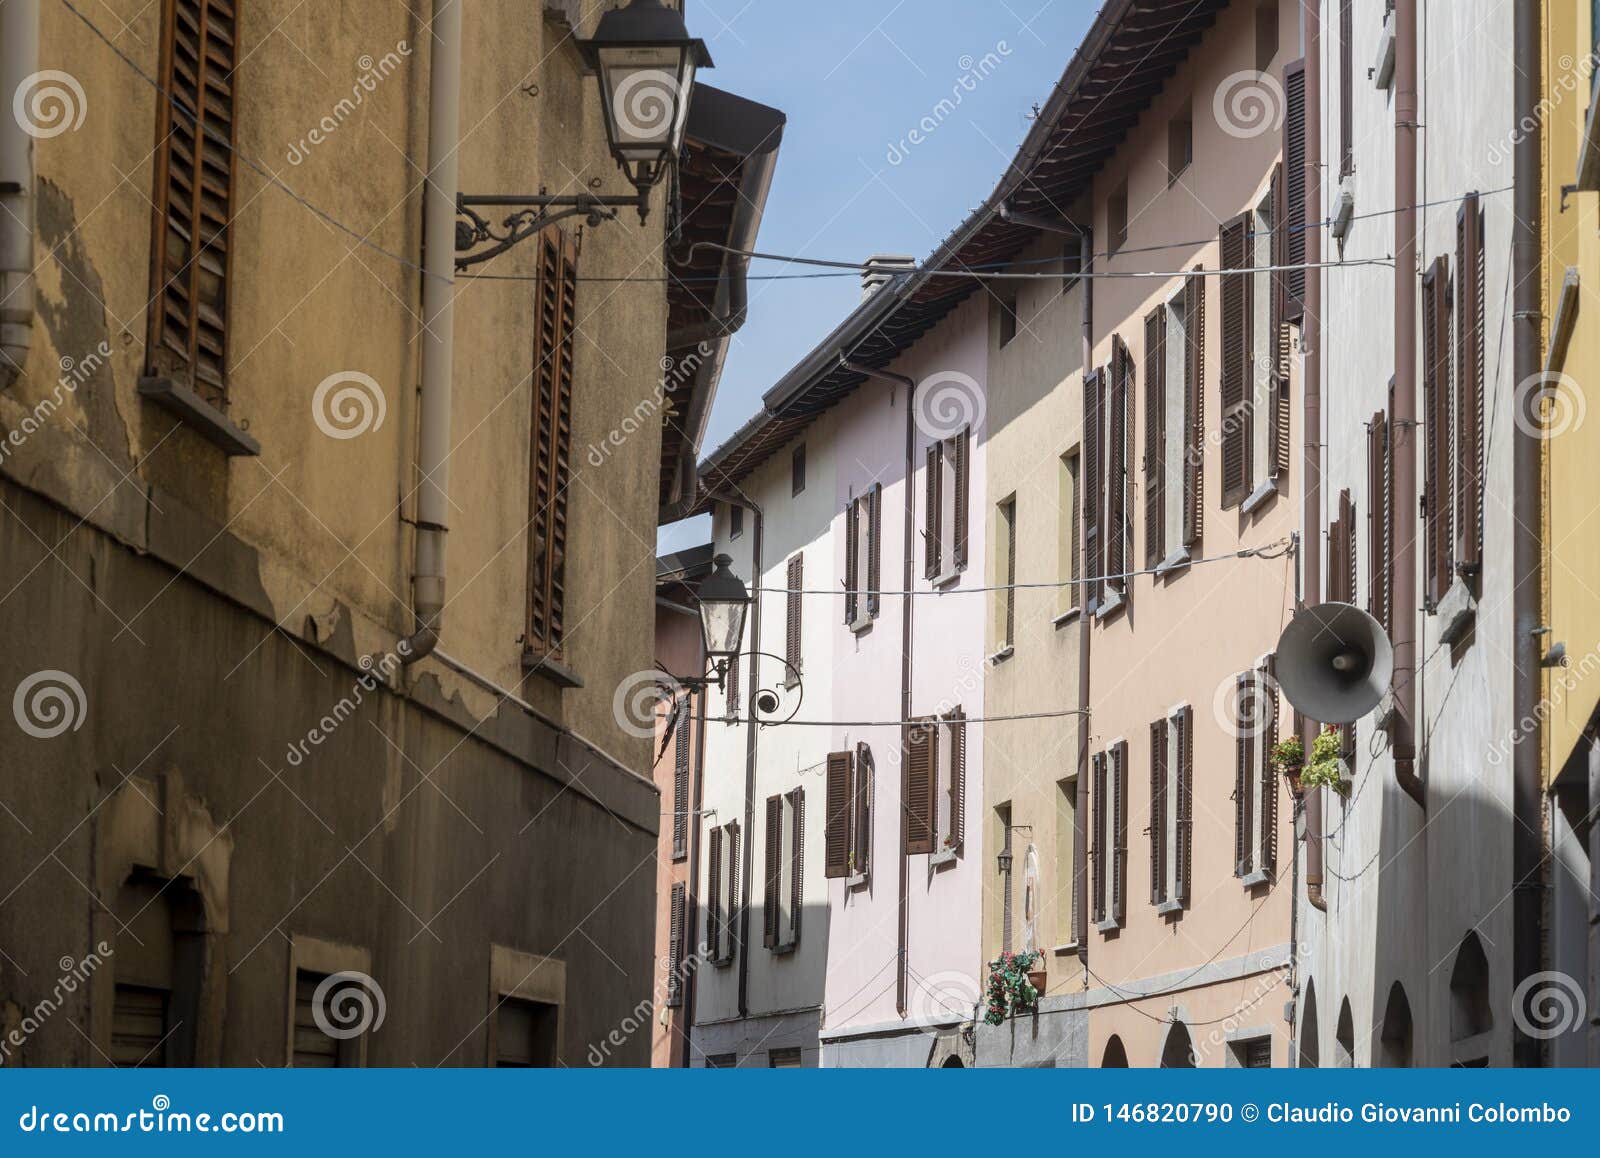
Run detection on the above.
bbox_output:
[861,254,916,302]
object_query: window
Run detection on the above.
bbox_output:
[792,444,806,495]
[998,295,1019,347]
[1283,59,1308,321]
[730,503,744,539]
[112,874,203,1068]
[923,427,971,581]
[1232,659,1281,882]
[763,788,804,950]
[705,821,739,965]
[1167,102,1193,185]
[1339,0,1354,177]
[494,998,559,1067]
[1108,180,1129,252]
[1219,174,1289,510]
[1149,705,1193,910]
[1422,257,1453,609]
[147,0,239,407]
[1255,0,1279,72]
[671,699,691,860]
[824,745,873,881]
[768,1047,803,1068]
[1329,489,1360,766]
[526,228,579,668]
[1232,1035,1273,1068]
[1449,932,1494,1041]
[1054,778,1078,945]
[784,553,803,685]
[1379,981,1414,1067]
[292,970,364,1067]
[904,712,966,856]
[1093,340,1134,612]
[1143,276,1205,569]
[995,496,1017,651]
[1368,408,1392,637]
[665,882,687,1007]
[705,1052,738,1068]
[1454,194,1485,585]
[1058,451,1081,619]
[1091,741,1128,928]
[844,485,883,627]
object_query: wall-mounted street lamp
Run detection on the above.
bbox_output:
[454,0,713,268]
[696,553,752,667]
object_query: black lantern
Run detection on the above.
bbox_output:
[579,0,713,195]
[997,847,1014,876]
[696,553,750,664]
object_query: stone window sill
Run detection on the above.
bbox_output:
[522,651,585,689]
[138,376,260,457]
[1052,607,1081,629]
[1241,477,1278,516]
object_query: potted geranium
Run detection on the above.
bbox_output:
[1270,734,1306,793]
[983,950,1043,1026]
[1299,725,1353,798]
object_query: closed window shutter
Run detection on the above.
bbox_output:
[1456,193,1484,577]
[672,704,690,859]
[1423,258,1454,609]
[825,751,852,878]
[707,826,723,959]
[1282,58,1308,322]
[1091,752,1107,923]
[1083,369,1105,607]
[1235,671,1254,877]
[526,228,578,662]
[844,499,859,624]
[1260,657,1280,876]
[1004,502,1016,646]
[924,444,942,579]
[1107,339,1132,597]
[1176,705,1194,905]
[1149,718,1168,906]
[1339,0,1354,177]
[867,484,883,617]
[1269,164,1292,480]
[148,0,239,406]
[1183,271,1206,548]
[763,796,781,948]
[948,709,966,850]
[785,555,803,675]
[1368,411,1392,636]
[904,722,936,854]
[789,787,805,941]
[1111,740,1128,925]
[1144,307,1167,569]
[667,883,686,1006]
[1220,214,1254,507]
[724,652,740,723]
[726,823,740,960]
[853,743,872,877]
[954,428,971,569]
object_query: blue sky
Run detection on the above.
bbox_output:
[657,0,1096,554]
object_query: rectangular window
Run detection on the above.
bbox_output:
[996,496,1017,651]
[1108,181,1129,252]
[665,882,687,1007]
[1221,175,1289,511]
[705,1052,737,1068]
[525,228,578,667]
[784,553,803,685]
[924,428,971,581]
[1422,256,1454,609]
[998,295,1019,347]
[1455,193,1485,584]
[1092,741,1128,928]
[1368,408,1392,637]
[1101,340,1133,611]
[1054,778,1078,945]
[1144,289,1193,569]
[1168,102,1193,185]
[763,789,804,950]
[1340,0,1355,177]
[905,720,937,855]
[293,970,364,1067]
[1283,58,1309,321]
[792,444,806,495]
[1090,753,1108,924]
[824,746,873,880]
[1149,705,1193,909]
[1083,370,1104,609]
[768,1047,803,1068]
[1232,1036,1273,1068]
[844,485,882,627]
[494,997,559,1068]
[706,822,740,965]
[1233,660,1280,881]
[671,700,691,860]
[148,0,239,406]
[1058,451,1081,619]
[730,504,744,539]
[936,709,968,855]
[112,984,171,1068]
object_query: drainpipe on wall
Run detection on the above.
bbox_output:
[1510,0,1545,1068]
[681,672,708,1066]
[1074,227,1093,958]
[1390,0,1425,806]
[399,0,461,667]
[840,357,916,1017]
[0,0,39,391]
[1301,0,1327,913]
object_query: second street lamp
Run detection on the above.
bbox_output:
[696,553,751,669]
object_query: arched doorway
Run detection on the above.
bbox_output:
[1101,1035,1129,1067]
[941,1055,965,1068]
[1449,932,1492,1042]
[1379,981,1414,1067]
[1335,998,1355,1067]
[1298,981,1320,1067]
[1160,1022,1197,1068]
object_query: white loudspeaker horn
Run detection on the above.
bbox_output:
[1273,602,1395,725]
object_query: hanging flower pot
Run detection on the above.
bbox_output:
[1027,965,1048,994]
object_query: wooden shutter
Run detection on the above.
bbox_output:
[924,443,942,579]
[672,704,690,859]
[1235,671,1254,877]
[1260,657,1281,876]
[707,826,723,958]
[954,428,971,569]
[1111,740,1128,924]
[867,484,883,617]
[113,984,171,1067]
[853,743,872,877]
[1091,752,1107,923]
[1150,717,1168,905]
[1144,307,1167,569]
[1368,411,1391,636]
[526,228,578,662]
[789,788,805,940]
[1339,0,1354,177]
[785,554,803,675]
[148,0,240,407]
[1330,489,1356,605]
[666,883,686,1006]
[724,651,740,723]
[1183,271,1206,549]
[948,709,967,850]
[726,822,741,960]
[1282,59,1308,322]
[1269,164,1292,480]
[1175,705,1194,905]
[763,796,781,948]
[1004,502,1016,645]
[824,751,852,879]
[1220,214,1253,507]
[1107,339,1132,596]
[904,722,936,854]
[1456,193,1484,577]
[1422,257,1453,608]
[844,498,860,625]
[1083,369,1105,607]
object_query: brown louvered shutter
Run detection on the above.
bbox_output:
[1144,307,1167,569]
[666,883,686,1006]
[853,743,872,876]
[867,484,883,617]
[789,787,805,940]
[1111,741,1128,925]
[1368,412,1392,636]
[1422,257,1453,609]
[1330,489,1355,605]
[904,722,936,854]
[1004,502,1017,645]
[148,0,239,407]
[763,796,781,948]
[785,554,803,676]
[526,228,578,662]
[1091,752,1107,923]
[1183,271,1206,549]
[948,709,966,850]
[1339,0,1354,177]
[707,826,723,958]
[1149,718,1168,906]
[1282,58,1308,322]
[1220,214,1253,507]
[1260,657,1280,875]
[953,428,971,569]
[725,822,741,960]
[924,443,942,579]
[844,498,860,625]
[673,704,690,859]
[1234,671,1254,877]
[1175,705,1194,905]
[1456,193,1484,578]
[824,751,852,879]
[1083,370,1105,607]
[1269,164,1292,480]
[724,651,740,723]
[1107,339,1131,596]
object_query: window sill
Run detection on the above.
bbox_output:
[1050,942,1080,957]
[770,941,798,956]
[1094,918,1122,934]
[987,645,1014,666]
[522,650,585,689]
[138,376,261,457]
[783,672,802,691]
[1436,576,1478,645]
[1155,898,1186,916]
[1095,590,1126,622]
[711,956,734,970]
[930,846,959,868]
[932,567,963,591]
[848,612,875,636]
[1052,607,1081,630]
[1154,548,1191,579]
[847,872,870,890]
[1240,478,1278,516]
[1239,868,1270,888]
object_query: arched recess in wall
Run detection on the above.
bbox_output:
[1101,1035,1129,1067]
[1448,932,1493,1043]
[1334,998,1355,1067]
[1378,980,1414,1067]
[1160,1022,1197,1068]
[1298,981,1320,1067]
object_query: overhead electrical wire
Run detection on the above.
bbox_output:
[726,708,1090,728]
